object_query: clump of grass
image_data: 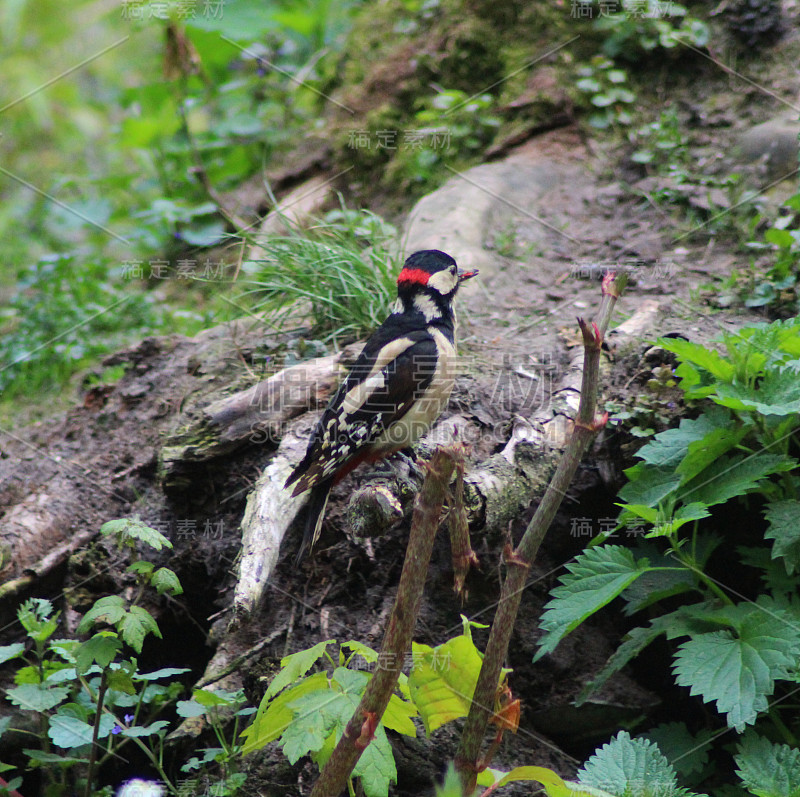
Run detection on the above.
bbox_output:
[241,205,401,342]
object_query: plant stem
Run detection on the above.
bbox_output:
[455,272,627,794]
[310,444,463,797]
[84,669,109,797]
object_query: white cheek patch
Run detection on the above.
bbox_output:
[426,269,457,295]
[413,294,441,321]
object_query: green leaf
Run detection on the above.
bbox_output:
[264,639,335,701]
[715,367,800,416]
[578,731,677,797]
[735,734,800,797]
[764,500,800,575]
[100,517,173,550]
[120,720,170,738]
[478,765,603,797]
[240,671,330,754]
[106,669,136,695]
[659,338,735,383]
[618,464,681,508]
[77,595,126,634]
[635,411,728,470]
[408,633,485,735]
[119,606,161,654]
[6,683,70,712]
[282,690,352,764]
[22,749,90,766]
[0,643,25,665]
[535,546,652,660]
[342,640,379,664]
[176,699,206,718]
[681,453,795,507]
[134,667,191,681]
[677,422,747,483]
[672,600,800,731]
[642,723,713,779]
[127,561,153,576]
[75,633,122,674]
[192,688,240,707]
[352,722,397,797]
[48,715,95,749]
[382,693,418,737]
[150,567,183,596]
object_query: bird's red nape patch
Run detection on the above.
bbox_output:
[397,267,430,286]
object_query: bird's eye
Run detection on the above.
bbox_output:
[450,265,457,274]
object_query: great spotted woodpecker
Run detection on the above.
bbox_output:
[285,249,478,560]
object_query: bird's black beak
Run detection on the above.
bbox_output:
[458,268,479,282]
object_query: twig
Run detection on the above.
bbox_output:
[309,444,465,797]
[455,272,628,794]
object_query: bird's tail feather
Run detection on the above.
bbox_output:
[295,479,333,564]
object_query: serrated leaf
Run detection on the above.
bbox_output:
[150,567,183,596]
[282,690,353,764]
[715,367,800,416]
[578,731,677,797]
[764,501,800,575]
[352,722,397,797]
[77,595,126,634]
[100,517,173,550]
[642,722,713,779]
[636,411,730,470]
[264,639,334,701]
[618,464,681,508]
[682,453,795,508]
[735,734,800,797]
[536,546,652,660]
[659,338,735,383]
[119,606,161,654]
[240,671,329,754]
[0,643,25,665]
[6,683,70,712]
[75,633,122,674]
[673,601,800,731]
[677,424,746,484]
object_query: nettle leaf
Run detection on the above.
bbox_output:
[408,632,486,735]
[240,670,330,754]
[672,600,800,731]
[119,606,161,654]
[264,639,335,701]
[715,366,800,416]
[636,409,733,472]
[642,722,713,780]
[621,547,699,616]
[101,517,173,550]
[677,415,745,484]
[618,464,681,508]
[659,337,735,383]
[342,640,379,665]
[150,567,183,596]
[735,734,800,797]
[535,546,652,660]
[6,683,70,712]
[578,731,677,797]
[75,633,122,674]
[681,453,795,508]
[764,500,800,575]
[77,596,126,634]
